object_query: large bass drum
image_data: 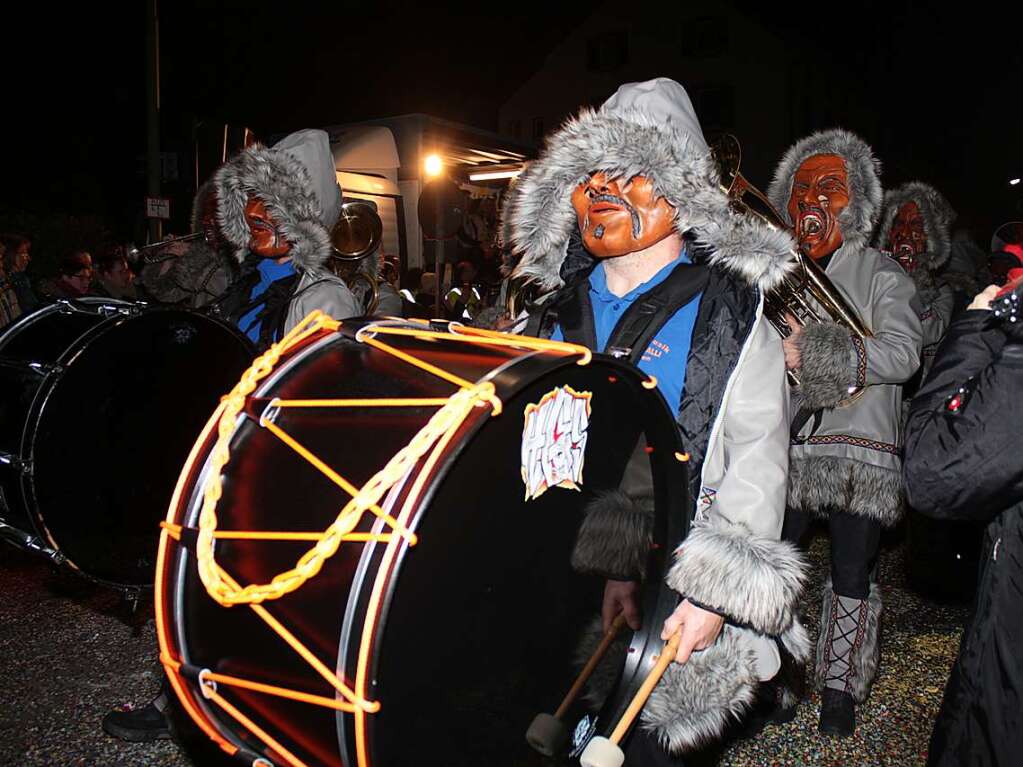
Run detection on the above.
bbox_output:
[0,299,254,590]
[156,314,689,767]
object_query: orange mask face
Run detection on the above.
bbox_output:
[787,154,850,260]
[244,197,290,258]
[887,201,926,272]
[571,172,676,258]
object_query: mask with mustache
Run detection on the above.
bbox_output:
[571,172,676,258]
[244,197,291,259]
[886,201,926,272]
[786,154,849,261]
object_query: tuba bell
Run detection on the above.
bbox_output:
[711,134,871,395]
[328,199,384,315]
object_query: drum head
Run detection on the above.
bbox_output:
[164,326,687,766]
[28,308,253,587]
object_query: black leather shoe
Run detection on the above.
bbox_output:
[819,688,855,737]
[734,681,800,741]
[102,699,171,742]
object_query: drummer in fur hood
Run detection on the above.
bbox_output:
[212,128,360,349]
[504,78,808,762]
[876,180,955,384]
[767,130,923,736]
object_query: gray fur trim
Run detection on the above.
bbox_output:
[665,521,807,635]
[814,580,882,703]
[503,107,795,293]
[575,618,762,752]
[875,181,956,272]
[779,615,812,664]
[576,616,628,710]
[642,625,759,752]
[213,142,333,272]
[767,129,883,250]
[570,490,654,580]
[797,321,857,410]
[788,456,904,526]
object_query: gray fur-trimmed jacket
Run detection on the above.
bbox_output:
[213,129,359,337]
[768,130,924,526]
[504,84,809,752]
[876,181,955,381]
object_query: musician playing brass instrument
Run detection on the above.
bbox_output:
[876,181,956,383]
[213,128,360,349]
[766,130,922,737]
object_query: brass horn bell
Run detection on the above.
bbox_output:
[328,199,385,315]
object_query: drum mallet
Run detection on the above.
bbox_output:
[579,630,682,767]
[525,614,627,756]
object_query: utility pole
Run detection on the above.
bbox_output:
[145,0,162,242]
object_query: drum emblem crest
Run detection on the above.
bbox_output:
[521,385,592,500]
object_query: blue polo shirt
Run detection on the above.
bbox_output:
[239,258,297,343]
[551,253,702,416]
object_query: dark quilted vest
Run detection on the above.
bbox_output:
[528,264,760,520]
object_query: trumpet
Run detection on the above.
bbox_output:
[127,232,205,265]
[711,134,871,395]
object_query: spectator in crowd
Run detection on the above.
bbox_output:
[1,233,37,315]
[415,271,438,308]
[92,250,137,301]
[0,240,21,329]
[941,229,990,315]
[38,251,94,300]
[903,283,1023,766]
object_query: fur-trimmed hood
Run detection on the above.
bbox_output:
[875,181,955,272]
[213,128,342,272]
[503,78,794,294]
[767,129,883,251]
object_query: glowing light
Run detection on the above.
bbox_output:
[468,169,522,181]
[424,154,443,178]
[1011,178,1021,186]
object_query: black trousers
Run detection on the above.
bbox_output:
[782,508,881,599]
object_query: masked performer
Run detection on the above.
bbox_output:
[135,182,236,309]
[213,128,359,347]
[767,130,923,736]
[877,181,955,384]
[505,77,807,762]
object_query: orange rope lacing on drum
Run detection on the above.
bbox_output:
[162,312,591,765]
[195,312,590,608]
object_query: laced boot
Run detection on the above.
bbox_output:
[817,592,871,738]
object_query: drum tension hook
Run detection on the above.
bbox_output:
[0,358,62,377]
[0,452,32,474]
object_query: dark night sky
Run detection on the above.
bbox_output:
[4,1,1023,250]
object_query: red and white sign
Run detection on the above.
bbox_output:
[145,196,171,220]
[521,385,592,501]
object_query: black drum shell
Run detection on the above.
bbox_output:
[160,321,689,766]
[0,300,253,588]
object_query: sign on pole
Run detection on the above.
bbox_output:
[145,197,171,220]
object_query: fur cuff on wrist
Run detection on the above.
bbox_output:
[575,617,808,753]
[571,490,654,580]
[797,321,859,409]
[666,522,806,635]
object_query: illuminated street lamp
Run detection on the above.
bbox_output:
[424,153,443,178]
[1010,178,1021,186]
